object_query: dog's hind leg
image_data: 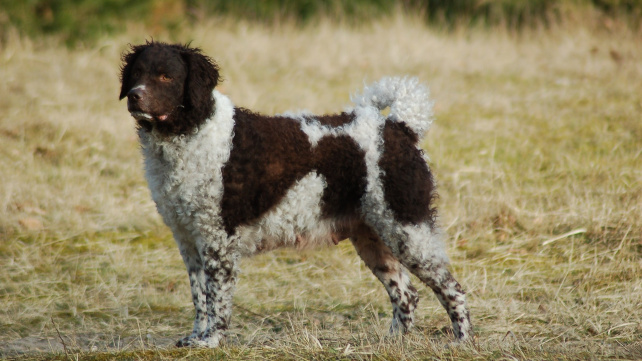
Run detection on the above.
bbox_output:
[390,224,473,341]
[351,227,419,334]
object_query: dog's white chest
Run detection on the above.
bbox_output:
[138,91,236,232]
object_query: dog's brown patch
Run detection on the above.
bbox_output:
[220,108,314,234]
[314,135,367,218]
[221,108,312,234]
[221,110,367,234]
[314,112,356,128]
[379,120,437,227]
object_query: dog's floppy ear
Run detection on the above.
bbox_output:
[119,43,149,100]
[181,46,220,111]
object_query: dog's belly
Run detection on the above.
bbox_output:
[235,171,349,256]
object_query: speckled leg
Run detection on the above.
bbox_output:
[395,226,472,341]
[199,242,239,348]
[174,239,208,347]
[351,228,419,334]
[363,219,472,341]
[174,233,239,348]
[419,267,472,341]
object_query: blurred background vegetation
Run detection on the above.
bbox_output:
[0,0,641,46]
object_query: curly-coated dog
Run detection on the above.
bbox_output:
[119,41,472,348]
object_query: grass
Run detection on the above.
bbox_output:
[1,15,641,360]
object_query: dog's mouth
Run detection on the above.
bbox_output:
[129,111,169,122]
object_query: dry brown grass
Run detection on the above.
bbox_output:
[1,15,641,360]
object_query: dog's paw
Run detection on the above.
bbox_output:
[175,334,202,348]
[175,333,223,348]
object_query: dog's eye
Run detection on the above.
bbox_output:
[160,74,172,82]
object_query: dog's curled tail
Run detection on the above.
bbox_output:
[352,77,434,138]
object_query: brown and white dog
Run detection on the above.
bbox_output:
[119,41,472,348]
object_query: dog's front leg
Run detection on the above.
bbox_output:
[183,234,239,348]
[174,238,208,347]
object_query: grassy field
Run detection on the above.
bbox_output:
[1,15,641,360]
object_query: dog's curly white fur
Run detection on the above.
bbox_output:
[119,41,472,348]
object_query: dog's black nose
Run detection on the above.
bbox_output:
[127,87,144,101]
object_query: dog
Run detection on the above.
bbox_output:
[119,41,472,348]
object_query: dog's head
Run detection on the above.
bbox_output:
[119,41,220,135]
